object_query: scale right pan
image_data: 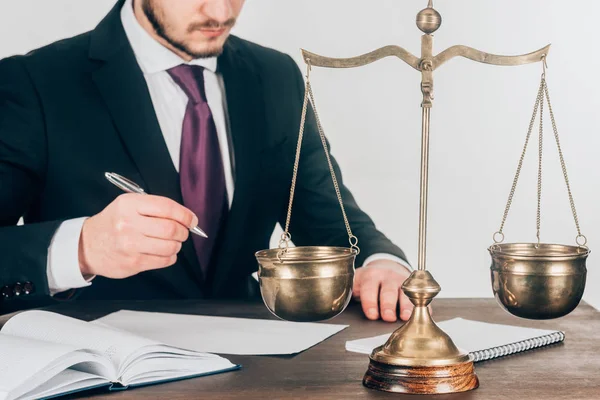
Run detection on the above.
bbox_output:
[489,243,589,319]
[489,62,590,320]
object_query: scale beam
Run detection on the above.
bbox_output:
[301,46,421,71]
[432,44,551,70]
[301,44,551,72]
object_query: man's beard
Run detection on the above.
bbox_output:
[142,0,235,59]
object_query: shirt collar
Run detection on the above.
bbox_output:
[120,0,217,74]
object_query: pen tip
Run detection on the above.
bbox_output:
[192,227,208,238]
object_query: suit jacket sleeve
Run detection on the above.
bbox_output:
[0,56,63,309]
[280,55,409,267]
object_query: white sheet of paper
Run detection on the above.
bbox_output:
[94,310,347,356]
[345,318,559,354]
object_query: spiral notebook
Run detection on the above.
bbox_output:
[346,318,565,362]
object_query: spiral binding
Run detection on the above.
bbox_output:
[471,331,565,363]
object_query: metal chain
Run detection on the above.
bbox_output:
[543,81,587,247]
[536,79,545,246]
[494,78,544,243]
[306,81,360,254]
[279,62,360,257]
[279,73,310,254]
[494,65,587,248]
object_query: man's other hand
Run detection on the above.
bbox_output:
[353,260,414,322]
[78,194,197,279]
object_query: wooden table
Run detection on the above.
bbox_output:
[34,298,600,399]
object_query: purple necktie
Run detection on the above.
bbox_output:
[168,64,227,277]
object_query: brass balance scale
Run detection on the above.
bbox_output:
[255,0,590,395]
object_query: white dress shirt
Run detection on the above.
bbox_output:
[46,0,411,296]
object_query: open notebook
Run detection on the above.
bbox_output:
[0,310,239,400]
[346,318,565,362]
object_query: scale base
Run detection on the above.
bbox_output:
[363,359,479,394]
[362,270,479,394]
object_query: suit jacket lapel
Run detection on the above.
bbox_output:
[210,39,266,294]
[88,1,204,294]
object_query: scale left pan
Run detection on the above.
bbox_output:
[256,246,355,322]
[254,63,360,323]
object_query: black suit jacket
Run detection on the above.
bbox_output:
[0,1,408,312]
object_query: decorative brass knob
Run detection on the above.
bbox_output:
[416,2,442,34]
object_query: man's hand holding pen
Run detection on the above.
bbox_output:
[78,194,198,279]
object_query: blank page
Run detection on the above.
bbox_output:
[95,310,348,355]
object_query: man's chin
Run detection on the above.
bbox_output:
[188,47,224,59]
[185,39,228,59]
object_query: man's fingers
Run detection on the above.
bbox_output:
[138,216,190,242]
[136,237,183,257]
[399,290,414,321]
[379,281,400,322]
[135,195,198,229]
[136,254,178,271]
[352,269,364,300]
[360,278,381,320]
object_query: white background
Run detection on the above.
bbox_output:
[1,1,598,309]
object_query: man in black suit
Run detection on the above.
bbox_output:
[0,0,414,321]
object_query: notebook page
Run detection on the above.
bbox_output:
[120,355,237,386]
[0,333,78,398]
[94,310,348,355]
[2,311,159,372]
[345,318,561,355]
[19,369,109,400]
[0,334,111,400]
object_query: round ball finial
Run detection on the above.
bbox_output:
[416,4,442,34]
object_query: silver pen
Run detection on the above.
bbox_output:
[104,172,208,238]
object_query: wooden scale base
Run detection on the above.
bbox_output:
[364,359,479,395]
